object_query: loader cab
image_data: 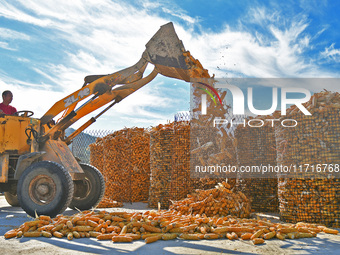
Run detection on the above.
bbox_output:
[0,112,41,206]
[0,113,40,185]
[0,112,39,156]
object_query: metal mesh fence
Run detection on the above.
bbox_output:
[69,129,114,164]
[174,111,191,122]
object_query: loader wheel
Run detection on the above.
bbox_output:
[17,161,74,218]
[69,163,105,210]
[4,191,20,207]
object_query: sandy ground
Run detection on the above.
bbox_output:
[1,194,340,255]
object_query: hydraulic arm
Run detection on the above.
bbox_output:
[40,22,210,143]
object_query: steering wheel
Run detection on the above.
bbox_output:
[14,110,34,117]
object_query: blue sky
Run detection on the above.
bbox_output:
[0,0,339,131]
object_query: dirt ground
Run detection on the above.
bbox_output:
[1,194,339,255]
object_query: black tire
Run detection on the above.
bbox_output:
[69,163,105,210]
[17,161,74,218]
[4,191,20,207]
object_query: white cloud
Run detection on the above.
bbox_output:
[161,7,197,24]
[0,28,30,51]
[17,57,30,62]
[174,8,337,85]
[321,43,340,63]
[0,1,171,84]
[0,41,15,51]
[140,0,199,24]
[248,6,280,26]
[0,1,52,27]
[0,27,30,40]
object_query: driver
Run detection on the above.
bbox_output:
[0,90,17,115]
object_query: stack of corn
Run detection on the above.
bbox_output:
[170,122,192,201]
[190,119,237,186]
[190,77,238,186]
[128,128,151,202]
[89,138,105,176]
[90,127,150,203]
[276,91,340,227]
[101,133,127,202]
[278,178,339,227]
[169,180,251,218]
[235,124,279,212]
[206,129,238,189]
[189,125,225,180]
[190,127,236,190]
[149,123,174,209]
[148,122,229,209]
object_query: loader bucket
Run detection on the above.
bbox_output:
[145,22,210,82]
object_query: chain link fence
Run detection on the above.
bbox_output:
[69,129,114,164]
[174,111,191,122]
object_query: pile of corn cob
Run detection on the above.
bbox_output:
[169,180,251,218]
[4,209,338,245]
[97,197,123,208]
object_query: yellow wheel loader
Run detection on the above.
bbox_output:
[0,22,209,217]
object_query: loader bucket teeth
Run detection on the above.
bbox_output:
[145,22,192,82]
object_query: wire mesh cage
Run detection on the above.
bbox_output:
[69,129,114,164]
[276,91,340,227]
[235,124,279,213]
